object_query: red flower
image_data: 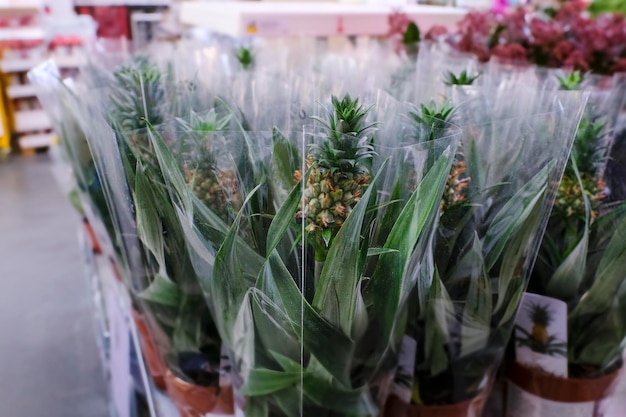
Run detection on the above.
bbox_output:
[425,25,448,41]
[530,18,564,47]
[554,0,589,23]
[564,50,590,72]
[610,59,626,74]
[551,40,575,64]
[387,12,411,38]
[492,43,528,63]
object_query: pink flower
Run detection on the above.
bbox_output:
[457,11,494,37]
[492,43,528,63]
[564,50,590,72]
[610,59,626,74]
[387,12,411,38]
[501,7,530,43]
[550,40,575,65]
[555,0,589,23]
[425,25,448,41]
[530,18,564,47]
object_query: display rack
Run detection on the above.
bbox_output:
[74,0,170,6]
[179,2,467,38]
[0,1,41,19]
[0,7,93,154]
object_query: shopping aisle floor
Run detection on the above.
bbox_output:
[0,154,110,417]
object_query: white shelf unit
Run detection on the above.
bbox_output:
[7,83,37,99]
[14,109,51,133]
[179,2,468,38]
[0,26,45,42]
[2,54,85,73]
[18,132,55,148]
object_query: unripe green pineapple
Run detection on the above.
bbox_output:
[109,56,164,155]
[178,110,241,222]
[553,173,606,221]
[296,94,376,248]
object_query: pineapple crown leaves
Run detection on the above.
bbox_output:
[403,21,420,57]
[237,46,254,69]
[110,56,165,132]
[557,70,585,91]
[444,69,481,86]
[311,94,378,174]
[176,109,231,135]
[410,100,456,132]
[570,116,607,178]
[174,109,233,175]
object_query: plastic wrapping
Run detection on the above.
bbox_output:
[31,38,601,417]
[384,87,588,416]
[509,72,626,416]
[139,88,462,416]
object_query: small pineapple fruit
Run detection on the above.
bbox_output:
[441,160,470,213]
[529,303,552,346]
[178,110,241,222]
[553,173,606,221]
[296,94,376,248]
[184,163,240,223]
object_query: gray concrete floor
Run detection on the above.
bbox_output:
[0,154,110,417]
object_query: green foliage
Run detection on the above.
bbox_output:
[588,0,626,16]
[557,71,585,91]
[403,22,420,57]
[237,47,254,69]
[444,70,480,86]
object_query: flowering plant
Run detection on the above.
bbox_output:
[445,1,626,75]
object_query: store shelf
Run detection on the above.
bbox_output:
[0,2,41,19]
[14,109,50,132]
[179,2,467,38]
[0,26,45,42]
[2,54,84,73]
[2,57,42,73]
[18,132,55,149]
[74,0,170,6]
[7,83,37,98]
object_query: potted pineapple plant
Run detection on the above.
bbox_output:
[507,71,626,417]
[384,85,588,417]
[83,56,237,415]
[141,89,461,416]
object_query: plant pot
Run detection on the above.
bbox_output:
[383,392,487,417]
[83,218,102,254]
[132,310,167,390]
[505,360,622,417]
[164,369,234,417]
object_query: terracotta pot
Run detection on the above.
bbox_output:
[505,360,621,403]
[383,392,487,417]
[132,310,167,390]
[83,218,102,254]
[164,369,234,417]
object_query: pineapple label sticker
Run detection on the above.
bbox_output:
[514,292,568,377]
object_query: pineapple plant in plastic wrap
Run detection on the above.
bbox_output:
[76,56,238,415]
[506,71,626,416]
[143,88,462,416]
[383,84,589,417]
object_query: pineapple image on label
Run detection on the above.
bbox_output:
[528,303,555,348]
[514,293,568,377]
